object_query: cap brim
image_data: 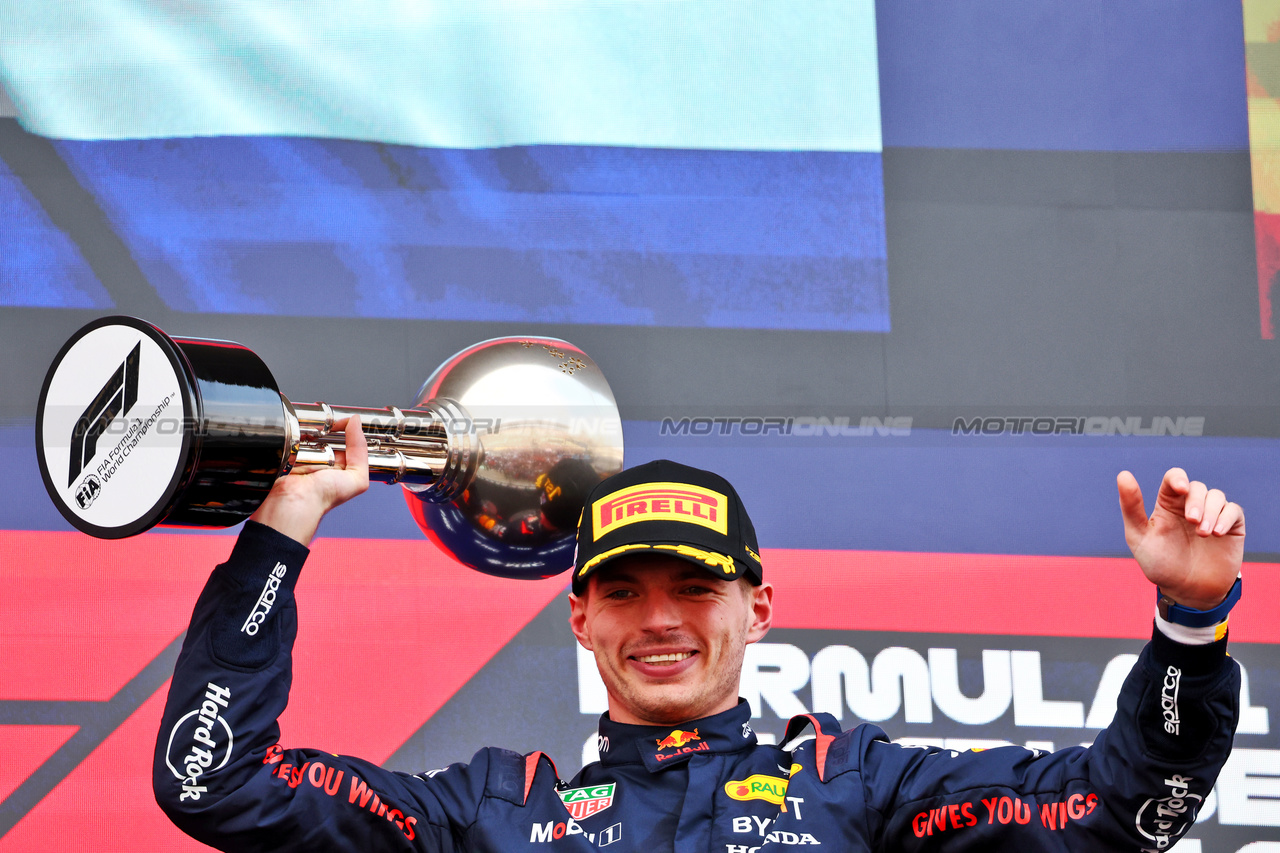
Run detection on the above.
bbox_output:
[572,540,758,594]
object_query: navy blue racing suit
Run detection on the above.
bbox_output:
[154,522,1239,851]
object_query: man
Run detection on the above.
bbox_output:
[155,416,1244,851]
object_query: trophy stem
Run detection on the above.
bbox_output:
[282,397,462,487]
[290,401,448,442]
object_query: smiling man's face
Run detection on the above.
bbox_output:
[568,554,773,726]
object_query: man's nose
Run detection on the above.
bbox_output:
[638,590,682,632]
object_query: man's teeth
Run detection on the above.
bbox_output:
[638,652,694,664]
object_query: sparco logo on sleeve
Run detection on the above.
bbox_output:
[1134,774,1202,850]
[241,562,288,635]
[165,682,234,802]
[1160,665,1182,735]
[68,342,140,487]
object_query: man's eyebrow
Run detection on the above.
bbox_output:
[595,566,722,585]
[596,568,641,585]
[676,568,725,584]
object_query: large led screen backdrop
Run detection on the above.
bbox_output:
[2,1,1279,850]
[0,2,886,331]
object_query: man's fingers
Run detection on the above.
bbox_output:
[1116,471,1149,540]
[1152,467,1190,516]
[1197,488,1226,535]
[1184,479,1208,525]
[342,415,369,474]
[326,417,368,468]
[1212,499,1245,537]
[317,416,369,506]
[338,416,370,503]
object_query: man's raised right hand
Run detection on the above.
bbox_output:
[248,414,370,546]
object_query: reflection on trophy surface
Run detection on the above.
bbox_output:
[35,316,623,578]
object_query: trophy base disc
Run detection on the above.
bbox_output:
[36,316,287,539]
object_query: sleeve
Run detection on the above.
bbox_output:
[863,627,1239,852]
[152,521,490,852]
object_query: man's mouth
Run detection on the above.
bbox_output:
[633,651,695,666]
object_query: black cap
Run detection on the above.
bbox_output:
[572,459,762,595]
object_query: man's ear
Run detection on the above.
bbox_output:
[745,582,773,644]
[568,590,594,651]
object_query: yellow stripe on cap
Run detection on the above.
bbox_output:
[653,544,736,575]
[578,543,652,577]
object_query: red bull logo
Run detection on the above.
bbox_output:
[653,729,712,761]
[655,729,700,749]
[593,483,727,540]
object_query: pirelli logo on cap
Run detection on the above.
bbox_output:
[592,482,727,540]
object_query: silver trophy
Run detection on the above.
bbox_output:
[35,316,623,579]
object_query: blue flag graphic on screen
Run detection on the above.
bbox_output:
[0,1,888,331]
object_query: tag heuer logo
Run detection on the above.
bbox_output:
[558,783,616,820]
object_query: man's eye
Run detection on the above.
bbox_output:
[604,589,634,600]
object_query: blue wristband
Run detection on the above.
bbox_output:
[1157,576,1242,628]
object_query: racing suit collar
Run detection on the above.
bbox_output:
[596,699,758,772]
